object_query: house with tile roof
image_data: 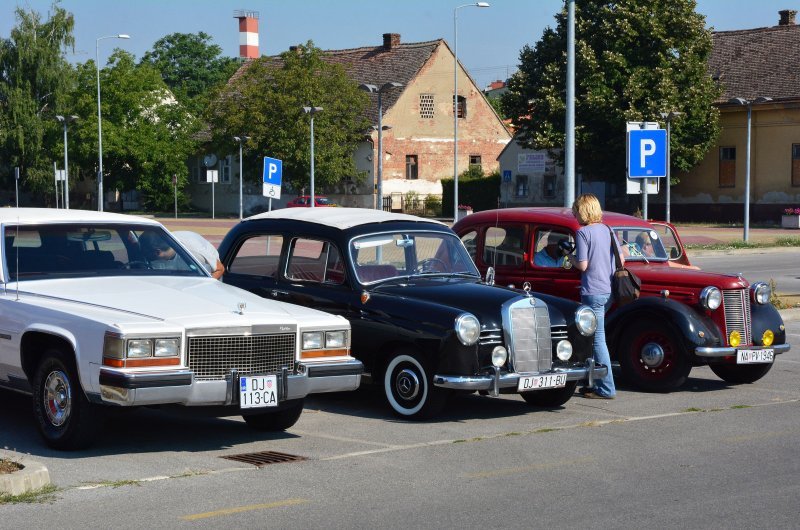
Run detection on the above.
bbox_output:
[188,33,511,215]
[659,9,800,223]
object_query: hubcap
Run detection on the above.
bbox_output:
[395,368,420,401]
[641,342,665,368]
[44,370,71,427]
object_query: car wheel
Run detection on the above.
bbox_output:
[32,349,99,450]
[383,352,447,420]
[709,362,774,384]
[242,399,304,431]
[619,320,691,392]
[520,381,578,407]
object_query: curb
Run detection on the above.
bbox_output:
[0,455,50,496]
[779,307,800,322]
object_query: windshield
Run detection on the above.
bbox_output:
[4,223,207,280]
[611,226,669,261]
[350,231,480,284]
[316,197,335,206]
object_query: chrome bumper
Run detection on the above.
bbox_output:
[97,359,363,406]
[432,359,608,395]
[695,343,790,358]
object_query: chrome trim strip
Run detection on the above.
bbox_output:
[305,359,364,378]
[695,343,790,357]
[432,364,608,391]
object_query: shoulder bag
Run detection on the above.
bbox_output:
[607,225,641,305]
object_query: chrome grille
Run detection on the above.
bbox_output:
[550,325,568,341]
[509,301,552,373]
[722,289,751,345]
[479,328,502,347]
[188,333,296,381]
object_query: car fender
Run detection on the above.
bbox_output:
[606,297,721,358]
[751,302,787,346]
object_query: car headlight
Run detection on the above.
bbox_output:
[127,339,153,358]
[700,286,722,310]
[491,346,508,367]
[556,340,573,361]
[302,331,323,350]
[455,313,480,346]
[325,330,347,348]
[575,306,597,336]
[751,282,770,305]
[154,338,180,357]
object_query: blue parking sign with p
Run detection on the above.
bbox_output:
[628,129,667,178]
[262,156,283,199]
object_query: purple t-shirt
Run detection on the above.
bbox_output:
[575,223,618,296]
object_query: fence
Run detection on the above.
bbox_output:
[382,193,443,218]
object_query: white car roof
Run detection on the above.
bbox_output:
[246,207,446,231]
[0,208,162,226]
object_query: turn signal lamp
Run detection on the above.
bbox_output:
[729,331,741,347]
[762,330,774,347]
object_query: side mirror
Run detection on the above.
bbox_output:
[485,266,495,286]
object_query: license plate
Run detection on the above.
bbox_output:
[517,373,567,392]
[736,349,774,364]
[239,375,279,409]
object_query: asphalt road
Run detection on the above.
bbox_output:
[692,248,800,299]
[1,320,798,528]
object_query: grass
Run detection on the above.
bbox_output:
[0,484,58,505]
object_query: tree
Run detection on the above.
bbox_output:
[140,32,239,115]
[502,0,721,189]
[207,41,370,192]
[0,2,75,198]
[67,50,199,211]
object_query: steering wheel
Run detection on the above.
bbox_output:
[415,258,447,274]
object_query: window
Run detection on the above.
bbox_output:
[406,155,418,180]
[469,155,482,171]
[419,94,434,119]
[515,175,529,197]
[453,95,466,119]
[793,144,800,187]
[287,238,345,284]
[542,175,556,198]
[719,147,736,188]
[460,230,478,261]
[533,229,572,268]
[483,226,524,267]
[228,235,284,277]
[221,156,231,183]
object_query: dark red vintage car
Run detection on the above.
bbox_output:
[453,207,790,391]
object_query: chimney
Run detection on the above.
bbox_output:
[234,10,260,59]
[779,9,796,25]
[383,33,401,50]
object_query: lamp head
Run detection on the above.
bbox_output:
[728,97,748,106]
[380,81,404,92]
[476,2,490,7]
[359,84,378,93]
[118,34,130,39]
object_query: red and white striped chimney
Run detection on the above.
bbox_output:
[234,10,259,59]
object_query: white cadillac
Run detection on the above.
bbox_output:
[0,208,362,450]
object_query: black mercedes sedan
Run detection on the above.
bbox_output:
[218,208,606,419]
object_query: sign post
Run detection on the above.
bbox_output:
[627,122,666,220]
[262,156,283,212]
[206,169,218,219]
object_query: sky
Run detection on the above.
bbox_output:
[2,0,797,90]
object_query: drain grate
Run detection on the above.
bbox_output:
[221,451,308,467]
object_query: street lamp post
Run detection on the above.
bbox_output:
[233,135,251,219]
[96,34,130,212]
[659,111,682,224]
[55,115,78,209]
[454,2,490,219]
[729,96,772,242]
[302,106,323,207]
[359,82,403,210]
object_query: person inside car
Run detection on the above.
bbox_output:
[534,232,569,268]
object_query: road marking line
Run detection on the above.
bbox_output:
[466,457,595,479]
[180,498,309,521]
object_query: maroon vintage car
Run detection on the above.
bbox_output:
[453,207,790,391]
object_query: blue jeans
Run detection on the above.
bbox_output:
[581,293,616,397]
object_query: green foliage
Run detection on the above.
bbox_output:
[441,172,501,216]
[0,1,75,198]
[503,0,721,188]
[486,96,506,120]
[140,32,240,115]
[207,41,370,192]
[67,50,199,210]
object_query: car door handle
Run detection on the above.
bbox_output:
[270,289,290,297]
